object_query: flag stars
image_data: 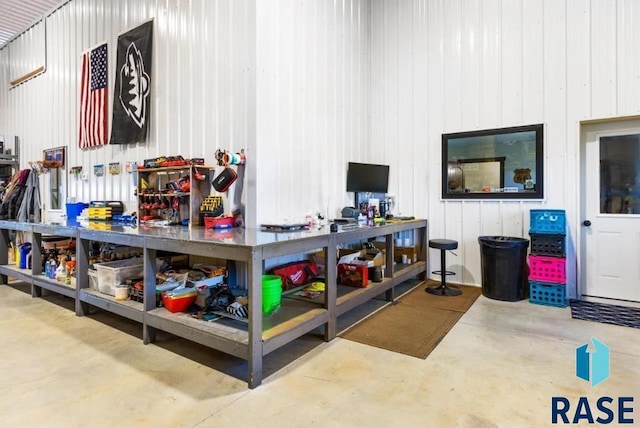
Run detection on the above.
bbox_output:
[91,44,108,90]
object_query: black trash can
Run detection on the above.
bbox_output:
[478,236,529,301]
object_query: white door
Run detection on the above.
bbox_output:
[582,120,640,302]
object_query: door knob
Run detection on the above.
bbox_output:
[582,220,591,227]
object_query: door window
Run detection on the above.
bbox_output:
[600,134,640,214]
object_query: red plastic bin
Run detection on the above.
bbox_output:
[528,255,566,283]
[162,292,197,313]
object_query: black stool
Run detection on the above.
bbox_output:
[425,239,462,296]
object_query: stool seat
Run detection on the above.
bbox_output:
[429,239,458,251]
[426,238,462,297]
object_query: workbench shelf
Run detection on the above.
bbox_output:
[0,218,427,389]
[32,274,76,299]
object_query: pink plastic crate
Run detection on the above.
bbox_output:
[528,255,566,283]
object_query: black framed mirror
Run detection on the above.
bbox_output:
[442,124,544,199]
[43,146,66,210]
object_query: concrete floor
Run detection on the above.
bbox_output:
[1,281,639,428]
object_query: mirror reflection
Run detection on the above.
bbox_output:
[442,124,544,199]
[50,167,61,210]
[448,157,506,193]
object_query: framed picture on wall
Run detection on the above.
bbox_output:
[43,146,66,169]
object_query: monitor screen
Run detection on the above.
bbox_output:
[346,162,389,194]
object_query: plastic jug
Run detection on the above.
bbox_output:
[19,243,32,269]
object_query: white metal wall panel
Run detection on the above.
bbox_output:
[478,0,501,128]
[590,0,617,118]
[501,0,522,126]
[382,0,400,201]
[255,0,370,224]
[521,0,544,123]
[0,0,253,217]
[370,0,385,167]
[565,0,591,275]
[460,0,480,129]
[410,0,429,220]
[442,0,462,131]
[617,0,640,115]
[7,21,46,84]
[425,0,444,239]
[460,202,481,284]
[370,0,640,285]
[542,0,568,209]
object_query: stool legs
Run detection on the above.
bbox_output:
[426,248,462,296]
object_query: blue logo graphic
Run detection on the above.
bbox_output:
[576,338,610,387]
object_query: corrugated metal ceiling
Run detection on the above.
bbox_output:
[0,0,63,48]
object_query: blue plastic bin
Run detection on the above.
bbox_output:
[66,202,89,223]
[529,209,566,235]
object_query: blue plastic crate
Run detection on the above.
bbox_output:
[529,209,566,235]
[529,281,567,308]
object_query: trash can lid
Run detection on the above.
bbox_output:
[478,236,529,249]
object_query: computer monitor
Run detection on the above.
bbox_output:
[346,162,389,194]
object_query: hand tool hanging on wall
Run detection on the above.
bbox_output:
[212,149,246,192]
[215,149,246,166]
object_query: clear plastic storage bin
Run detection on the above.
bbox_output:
[94,258,144,296]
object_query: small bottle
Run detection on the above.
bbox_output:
[49,259,57,279]
[358,213,367,225]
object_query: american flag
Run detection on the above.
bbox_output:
[78,43,108,149]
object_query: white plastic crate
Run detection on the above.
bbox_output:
[94,258,144,296]
[88,269,99,291]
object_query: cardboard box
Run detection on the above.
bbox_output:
[311,248,360,263]
[396,246,418,263]
[338,263,369,287]
[372,241,417,263]
[157,254,190,269]
[372,241,390,252]
[359,249,385,267]
[311,251,325,265]
[339,248,360,259]
[309,251,326,277]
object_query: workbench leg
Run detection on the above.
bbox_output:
[324,243,337,341]
[143,325,156,344]
[248,253,263,388]
[0,229,9,285]
[76,237,91,316]
[143,246,158,344]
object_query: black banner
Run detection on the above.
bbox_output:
[110,20,153,145]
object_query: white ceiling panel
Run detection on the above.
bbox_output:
[0,0,63,48]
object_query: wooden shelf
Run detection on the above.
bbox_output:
[137,165,214,227]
